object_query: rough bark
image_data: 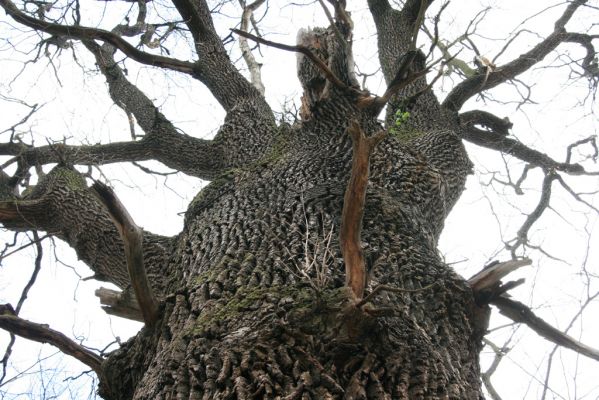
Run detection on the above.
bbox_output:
[0,1,495,399]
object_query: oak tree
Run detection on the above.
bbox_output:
[1,0,598,398]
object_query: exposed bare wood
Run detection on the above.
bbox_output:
[468,258,531,292]
[237,0,266,95]
[341,121,386,299]
[95,287,144,322]
[0,305,104,375]
[91,182,160,326]
[492,296,599,362]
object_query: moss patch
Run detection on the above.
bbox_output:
[194,285,349,336]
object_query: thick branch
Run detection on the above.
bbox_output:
[171,0,272,113]
[91,182,159,326]
[0,167,171,293]
[460,125,586,175]
[0,0,196,75]
[340,121,386,299]
[0,135,224,181]
[563,32,599,78]
[0,306,103,375]
[443,0,588,111]
[492,296,599,362]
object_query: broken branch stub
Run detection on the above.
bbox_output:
[340,120,386,300]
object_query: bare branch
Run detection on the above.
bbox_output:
[91,182,159,326]
[172,0,273,112]
[492,296,599,362]
[0,0,196,75]
[566,135,598,164]
[459,113,592,175]
[443,0,589,111]
[237,0,266,95]
[0,135,224,181]
[0,305,104,375]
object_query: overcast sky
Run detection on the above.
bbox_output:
[1,1,598,398]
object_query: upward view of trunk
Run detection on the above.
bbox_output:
[99,20,482,397]
[1,0,596,398]
[99,90,479,399]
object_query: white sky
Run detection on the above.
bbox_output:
[0,0,598,398]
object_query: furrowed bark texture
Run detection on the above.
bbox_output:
[97,86,478,398]
[1,2,485,399]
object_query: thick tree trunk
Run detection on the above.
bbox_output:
[0,1,493,398]
[96,93,482,399]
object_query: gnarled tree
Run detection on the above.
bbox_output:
[0,0,598,398]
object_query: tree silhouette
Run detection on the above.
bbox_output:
[0,0,598,398]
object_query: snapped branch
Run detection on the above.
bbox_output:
[91,182,159,326]
[340,121,386,299]
[95,287,143,322]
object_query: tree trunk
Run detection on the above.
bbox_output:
[95,94,482,398]
[0,1,497,398]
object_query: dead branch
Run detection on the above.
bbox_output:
[0,305,104,375]
[237,0,266,95]
[340,121,386,299]
[492,296,599,362]
[95,287,144,322]
[91,182,159,326]
[469,258,531,292]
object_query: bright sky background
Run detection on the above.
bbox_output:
[1,0,598,398]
